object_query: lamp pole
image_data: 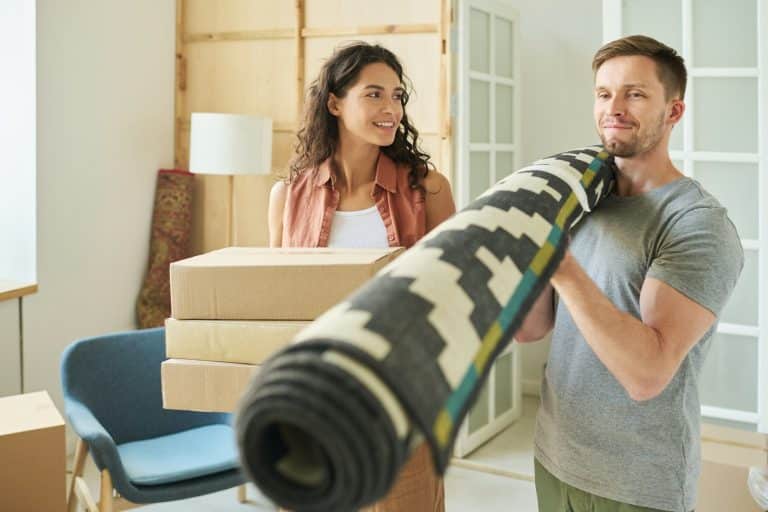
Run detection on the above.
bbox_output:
[227,174,234,247]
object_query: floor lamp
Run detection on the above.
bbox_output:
[189,112,273,247]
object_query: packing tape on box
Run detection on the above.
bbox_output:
[236,146,616,511]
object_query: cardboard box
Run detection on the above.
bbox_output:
[165,317,309,364]
[161,358,259,413]
[170,247,404,320]
[697,423,767,512]
[0,391,66,512]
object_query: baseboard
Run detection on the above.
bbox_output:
[522,378,540,397]
[451,458,534,482]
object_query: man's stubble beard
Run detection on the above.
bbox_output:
[599,111,667,158]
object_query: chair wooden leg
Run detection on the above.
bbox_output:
[99,469,114,512]
[68,439,89,512]
[237,484,247,503]
[74,476,99,512]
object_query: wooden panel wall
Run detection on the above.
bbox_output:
[176,0,452,253]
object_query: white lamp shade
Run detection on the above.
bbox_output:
[189,112,273,175]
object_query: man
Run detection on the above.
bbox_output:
[516,35,743,512]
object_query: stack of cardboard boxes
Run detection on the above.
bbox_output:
[161,246,402,413]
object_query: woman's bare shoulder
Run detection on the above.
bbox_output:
[422,168,452,195]
[270,179,288,199]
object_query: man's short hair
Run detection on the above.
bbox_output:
[592,35,687,101]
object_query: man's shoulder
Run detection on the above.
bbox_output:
[653,177,734,233]
[666,179,732,223]
[657,177,719,209]
[655,179,743,274]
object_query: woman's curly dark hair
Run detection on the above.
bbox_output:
[288,42,432,189]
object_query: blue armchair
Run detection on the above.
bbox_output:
[61,328,246,511]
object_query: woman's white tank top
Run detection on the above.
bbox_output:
[326,204,389,248]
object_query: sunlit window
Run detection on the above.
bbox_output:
[0,1,36,283]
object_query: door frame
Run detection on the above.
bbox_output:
[453,0,523,457]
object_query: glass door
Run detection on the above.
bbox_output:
[453,0,523,457]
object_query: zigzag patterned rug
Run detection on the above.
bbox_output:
[236,146,616,512]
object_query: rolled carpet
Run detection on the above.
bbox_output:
[236,146,616,511]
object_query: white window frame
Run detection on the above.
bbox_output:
[603,0,768,433]
[456,0,521,208]
[453,0,523,457]
[454,346,522,457]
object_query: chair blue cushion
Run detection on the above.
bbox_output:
[117,424,239,486]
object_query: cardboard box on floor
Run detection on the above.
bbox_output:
[0,391,66,512]
[162,358,259,413]
[165,318,310,364]
[698,423,767,512]
[170,247,404,320]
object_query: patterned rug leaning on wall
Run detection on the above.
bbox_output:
[136,169,194,328]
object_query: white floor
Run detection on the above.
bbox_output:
[67,397,541,511]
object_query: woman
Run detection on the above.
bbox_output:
[268,42,455,511]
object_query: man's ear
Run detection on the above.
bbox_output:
[668,99,685,124]
[327,93,341,116]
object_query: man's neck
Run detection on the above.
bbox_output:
[613,145,683,196]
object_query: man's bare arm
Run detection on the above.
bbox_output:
[551,251,716,401]
[515,284,555,343]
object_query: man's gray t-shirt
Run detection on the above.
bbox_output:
[534,177,743,511]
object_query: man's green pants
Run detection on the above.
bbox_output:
[535,459,671,512]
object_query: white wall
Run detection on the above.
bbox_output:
[507,0,604,161]
[500,0,604,393]
[0,1,36,283]
[29,0,175,446]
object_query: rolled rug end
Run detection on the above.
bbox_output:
[236,351,407,511]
